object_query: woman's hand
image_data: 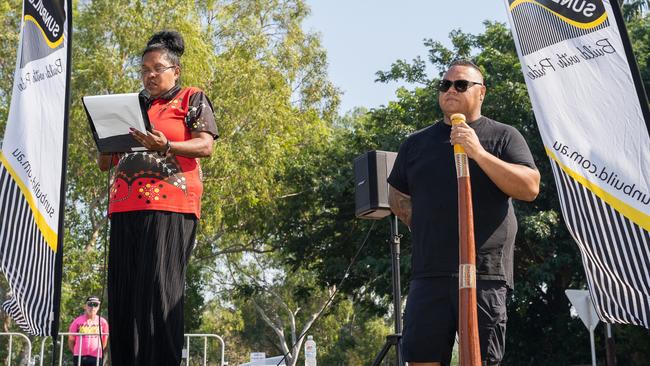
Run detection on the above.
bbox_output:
[130,128,168,152]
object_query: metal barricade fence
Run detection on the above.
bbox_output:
[0,332,33,366]
[40,332,107,366]
[183,334,227,366]
[0,332,226,366]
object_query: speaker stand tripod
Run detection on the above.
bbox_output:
[371,214,404,366]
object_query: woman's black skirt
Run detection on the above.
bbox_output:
[108,210,197,366]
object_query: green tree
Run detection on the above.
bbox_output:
[225,253,337,366]
[622,0,650,20]
[211,253,395,366]
[627,2,650,98]
[0,0,21,132]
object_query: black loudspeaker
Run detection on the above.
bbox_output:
[354,150,397,219]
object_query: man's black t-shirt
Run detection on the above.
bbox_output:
[387,116,536,287]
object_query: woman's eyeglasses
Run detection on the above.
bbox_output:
[438,79,483,93]
[139,65,176,77]
[86,302,100,308]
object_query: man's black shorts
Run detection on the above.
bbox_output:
[401,277,508,366]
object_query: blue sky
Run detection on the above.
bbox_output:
[303,1,509,113]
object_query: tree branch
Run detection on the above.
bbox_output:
[253,300,291,357]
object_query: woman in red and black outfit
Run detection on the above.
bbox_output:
[98,31,217,365]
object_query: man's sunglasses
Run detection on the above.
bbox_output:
[438,79,483,93]
[86,302,100,308]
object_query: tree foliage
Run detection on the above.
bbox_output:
[0,1,649,364]
[0,0,22,131]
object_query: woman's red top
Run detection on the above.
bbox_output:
[108,86,218,218]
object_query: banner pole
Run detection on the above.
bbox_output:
[51,0,72,364]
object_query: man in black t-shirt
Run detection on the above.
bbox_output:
[387,60,540,366]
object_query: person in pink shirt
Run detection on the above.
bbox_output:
[68,296,109,365]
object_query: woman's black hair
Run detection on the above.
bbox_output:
[142,30,185,66]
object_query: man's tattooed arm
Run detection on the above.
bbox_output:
[388,185,412,228]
